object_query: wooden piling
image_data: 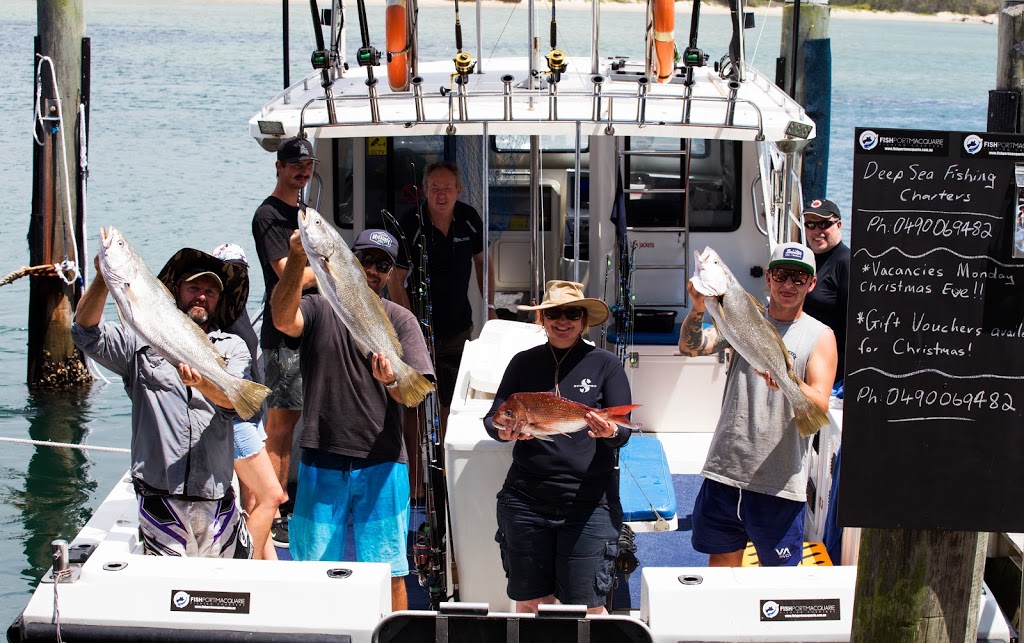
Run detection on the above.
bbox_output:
[994,1,1024,132]
[28,0,90,388]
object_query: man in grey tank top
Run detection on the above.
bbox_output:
[678,243,837,567]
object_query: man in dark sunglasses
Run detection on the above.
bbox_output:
[801,198,849,384]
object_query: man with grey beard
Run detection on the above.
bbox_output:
[73,248,254,559]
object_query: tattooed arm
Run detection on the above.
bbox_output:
[678,281,730,357]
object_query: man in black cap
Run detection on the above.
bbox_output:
[272,228,434,610]
[73,249,254,559]
[801,198,849,383]
[251,135,319,545]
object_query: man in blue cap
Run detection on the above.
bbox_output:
[272,228,434,610]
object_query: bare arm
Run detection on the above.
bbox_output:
[271,231,307,338]
[473,250,498,320]
[388,266,413,311]
[75,256,109,327]
[800,328,838,414]
[678,281,729,357]
[270,253,318,291]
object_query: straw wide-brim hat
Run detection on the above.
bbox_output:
[518,280,610,327]
[157,248,249,329]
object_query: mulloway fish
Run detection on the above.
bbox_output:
[492,392,640,441]
[298,207,434,407]
[98,227,270,420]
[691,246,829,438]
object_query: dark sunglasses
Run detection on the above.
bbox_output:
[769,267,811,286]
[542,307,585,322]
[804,218,838,230]
[354,251,394,273]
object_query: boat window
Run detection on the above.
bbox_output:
[362,136,446,230]
[624,138,740,231]
[492,134,590,154]
[489,181,555,233]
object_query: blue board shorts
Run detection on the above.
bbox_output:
[494,489,620,608]
[233,420,267,461]
[691,478,805,567]
[289,449,410,576]
[264,346,303,410]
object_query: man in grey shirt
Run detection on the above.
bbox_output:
[72,248,254,558]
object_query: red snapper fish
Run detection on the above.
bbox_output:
[492,392,641,440]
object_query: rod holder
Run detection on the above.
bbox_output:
[502,74,515,121]
[366,77,380,123]
[636,76,650,124]
[456,75,469,121]
[412,76,425,122]
[548,80,559,121]
[591,75,604,122]
[52,540,69,575]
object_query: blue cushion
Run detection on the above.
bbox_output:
[619,435,677,522]
[607,323,682,346]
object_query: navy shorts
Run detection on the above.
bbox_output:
[691,478,805,566]
[494,489,620,608]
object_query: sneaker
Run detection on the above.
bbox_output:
[270,516,289,547]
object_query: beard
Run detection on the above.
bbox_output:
[187,305,209,325]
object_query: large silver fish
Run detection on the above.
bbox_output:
[298,207,434,407]
[98,227,270,421]
[691,246,829,437]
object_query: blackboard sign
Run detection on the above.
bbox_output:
[839,129,1024,531]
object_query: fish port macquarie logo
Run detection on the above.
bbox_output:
[963,134,983,155]
[762,600,780,619]
[368,231,394,248]
[172,591,191,609]
[858,130,878,151]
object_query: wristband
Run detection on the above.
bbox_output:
[385,379,399,390]
[487,304,497,310]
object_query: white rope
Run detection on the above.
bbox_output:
[0,435,128,455]
[748,0,775,69]
[51,555,72,643]
[33,55,80,278]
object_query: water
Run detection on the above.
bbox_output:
[0,0,995,622]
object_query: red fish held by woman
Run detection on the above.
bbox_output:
[491,392,640,441]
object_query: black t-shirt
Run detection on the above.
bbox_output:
[297,295,434,464]
[252,196,316,349]
[484,341,632,507]
[804,241,850,381]
[396,201,485,339]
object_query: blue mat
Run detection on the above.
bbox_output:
[620,435,677,522]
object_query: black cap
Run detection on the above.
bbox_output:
[277,136,316,163]
[352,229,399,261]
[803,198,840,220]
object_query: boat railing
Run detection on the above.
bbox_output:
[289,81,767,139]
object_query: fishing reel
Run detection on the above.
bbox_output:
[546,49,567,83]
[356,45,381,68]
[453,51,476,77]
[310,49,331,70]
[682,46,707,68]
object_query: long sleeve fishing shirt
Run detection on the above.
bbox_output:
[72,321,250,500]
[484,341,631,507]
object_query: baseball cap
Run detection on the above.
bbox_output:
[352,229,399,261]
[277,136,317,163]
[211,243,249,268]
[181,270,224,291]
[803,198,840,220]
[768,242,816,276]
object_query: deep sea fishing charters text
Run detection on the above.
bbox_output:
[862,160,996,202]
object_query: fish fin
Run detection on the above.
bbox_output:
[792,394,830,438]
[745,291,766,315]
[597,404,643,429]
[397,371,436,407]
[229,381,272,421]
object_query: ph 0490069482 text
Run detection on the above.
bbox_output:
[840,129,1024,532]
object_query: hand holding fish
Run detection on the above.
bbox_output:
[584,411,617,439]
[177,363,231,409]
[288,229,305,257]
[371,352,398,390]
[758,369,781,391]
[685,280,706,314]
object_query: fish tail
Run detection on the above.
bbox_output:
[397,371,436,407]
[597,404,642,429]
[788,372,829,437]
[230,381,272,421]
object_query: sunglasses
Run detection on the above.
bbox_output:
[804,218,838,230]
[354,251,394,273]
[769,267,811,286]
[542,307,585,322]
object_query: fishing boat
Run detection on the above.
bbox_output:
[9,0,1019,641]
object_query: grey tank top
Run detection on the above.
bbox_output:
[702,311,827,502]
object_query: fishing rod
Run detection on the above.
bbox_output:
[352,0,382,95]
[545,0,566,83]
[452,0,475,82]
[308,0,338,124]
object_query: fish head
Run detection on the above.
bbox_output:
[491,396,527,432]
[98,226,141,287]
[690,246,734,297]
[298,207,346,263]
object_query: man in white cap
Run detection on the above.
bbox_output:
[679,242,836,567]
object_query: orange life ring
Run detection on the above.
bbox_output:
[386,0,410,92]
[652,0,675,83]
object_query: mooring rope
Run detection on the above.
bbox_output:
[0,436,128,454]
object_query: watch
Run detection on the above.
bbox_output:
[385,379,399,390]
